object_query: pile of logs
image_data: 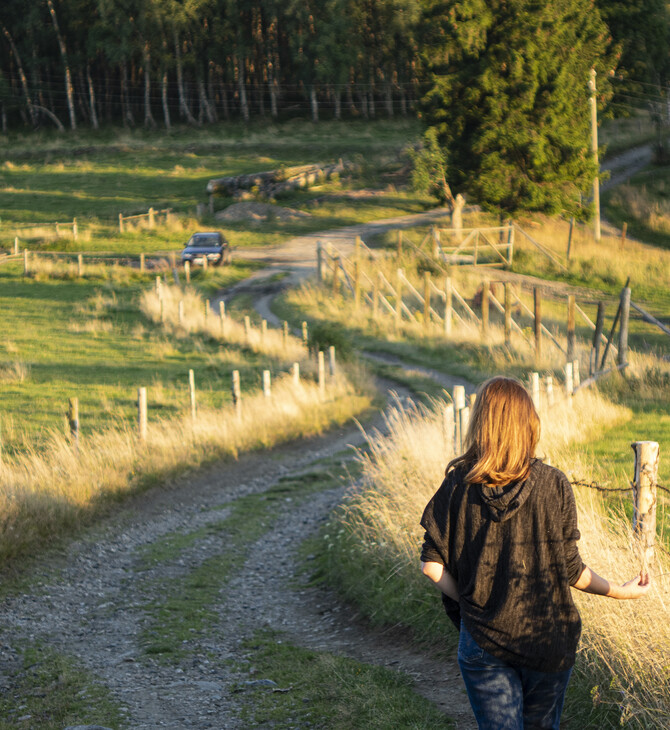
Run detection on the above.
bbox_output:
[206,160,351,199]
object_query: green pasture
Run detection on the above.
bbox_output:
[0,119,427,255]
[0,259,270,452]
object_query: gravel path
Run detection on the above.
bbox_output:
[1,385,475,729]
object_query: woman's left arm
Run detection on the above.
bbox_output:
[421,561,459,601]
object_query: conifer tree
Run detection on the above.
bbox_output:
[418,0,612,217]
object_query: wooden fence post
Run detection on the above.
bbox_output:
[631,440,659,569]
[172,267,180,285]
[328,345,336,377]
[444,277,453,337]
[546,375,554,407]
[232,370,241,419]
[504,283,512,346]
[534,288,542,363]
[263,370,271,398]
[72,217,78,240]
[564,362,574,399]
[202,256,208,272]
[302,321,309,348]
[318,351,326,397]
[155,275,162,297]
[395,269,403,331]
[184,261,191,284]
[332,261,340,295]
[23,249,29,275]
[566,217,575,261]
[443,404,455,456]
[77,253,83,278]
[149,207,155,228]
[67,397,79,447]
[220,301,226,336]
[140,252,145,273]
[620,222,628,249]
[592,302,605,376]
[459,406,470,453]
[618,285,631,367]
[481,281,490,340]
[119,213,124,233]
[317,241,324,283]
[530,372,540,412]
[567,295,576,363]
[373,271,381,320]
[423,271,431,330]
[138,387,147,441]
[189,369,196,421]
[354,260,361,310]
[13,237,19,255]
[453,385,466,454]
[292,362,300,386]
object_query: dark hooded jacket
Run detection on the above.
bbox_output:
[420,459,585,672]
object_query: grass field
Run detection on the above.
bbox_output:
[0,119,428,254]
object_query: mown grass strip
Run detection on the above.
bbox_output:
[0,643,125,730]
[138,460,361,661]
[236,629,456,729]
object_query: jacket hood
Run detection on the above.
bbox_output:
[477,461,538,522]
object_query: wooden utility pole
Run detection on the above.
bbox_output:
[589,68,601,241]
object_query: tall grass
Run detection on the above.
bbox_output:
[320,385,670,725]
[0,365,372,566]
[141,284,307,363]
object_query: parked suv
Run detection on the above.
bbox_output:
[181,231,231,266]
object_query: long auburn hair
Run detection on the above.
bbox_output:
[446,376,540,487]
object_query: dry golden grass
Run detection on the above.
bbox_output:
[288,271,569,374]
[335,385,670,725]
[0,365,372,565]
[142,284,307,363]
[515,214,670,295]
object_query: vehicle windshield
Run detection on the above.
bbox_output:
[188,234,220,247]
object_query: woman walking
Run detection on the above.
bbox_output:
[420,376,650,730]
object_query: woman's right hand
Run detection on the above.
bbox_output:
[617,572,652,599]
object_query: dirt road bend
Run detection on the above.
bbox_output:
[0,380,475,729]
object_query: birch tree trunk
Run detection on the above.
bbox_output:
[161,67,171,129]
[236,55,249,122]
[310,86,318,122]
[86,64,99,129]
[334,89,341,120]
[198,76,215,123]
[46,0,76,130]
[1,24,36,126]
[174,29,198,124]
[143,42,156,128]
[121,60,134,126]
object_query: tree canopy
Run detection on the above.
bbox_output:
[0,0,666,136]
[417,0,615,217]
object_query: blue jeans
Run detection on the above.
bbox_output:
[457,623,572,730]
